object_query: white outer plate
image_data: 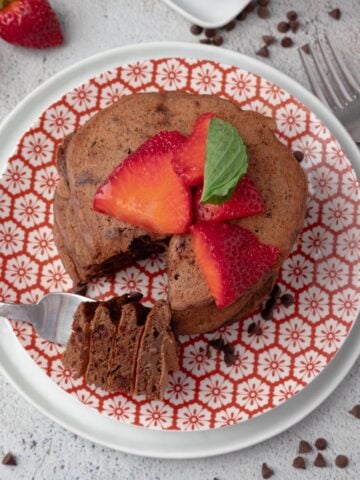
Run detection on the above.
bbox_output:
[160,0,251,28]
[0,42,359,459]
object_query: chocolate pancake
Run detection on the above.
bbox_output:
[54,92,307,335]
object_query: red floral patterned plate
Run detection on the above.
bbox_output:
[0,51,359,434]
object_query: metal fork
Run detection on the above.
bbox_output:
[299,34,360,143]
[0,293,95,345]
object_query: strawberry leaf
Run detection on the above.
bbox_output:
[201,118,248,204]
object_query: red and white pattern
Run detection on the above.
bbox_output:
[0,58,359,431]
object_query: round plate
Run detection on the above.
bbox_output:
[0,42,359,458]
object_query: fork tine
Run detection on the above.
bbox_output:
[316,38,354,103]
[298,46,329,107]
[325,34,360,94]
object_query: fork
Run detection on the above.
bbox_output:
[0,293,95,346]
[299,34,360,143]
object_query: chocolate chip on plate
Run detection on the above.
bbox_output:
[299,440,312,454]
[209,338,225,351]
[262,35,276,46]
[281,293,294,307]
[314,453,327,468]
[315,437,328,450]
[289,20,300,33]
[247,322,258,334]
[205,28,217,38]
[281,37,293,48]
[277,21,290,33]
[223,342,235,355]
[224,351,238,366]
[190,24,203,35]
[335,455,349,468]
[256,46,270,58]
[261,462,274,479]
[350,404,360,418]
[329,8,341,20]
[271,284,281,298]
[261,306,273,320]
[2,453,17,466]
[224,20,236,31]
[213,35,224,46]
[293,456,306,469]
[294,150,304,162]
[257,6,270,19]
[286,10,298,21]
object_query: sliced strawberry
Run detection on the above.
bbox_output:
[172,112,215,186]
[195,176,265,222]
[191,222,279,308]
[94,131,193,235]
[0,0,63,49]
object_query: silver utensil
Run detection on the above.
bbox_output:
[0,293,94,346]
[299,34,360,143]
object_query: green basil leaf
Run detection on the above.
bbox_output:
[201,118,248,205]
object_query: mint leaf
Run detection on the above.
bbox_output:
[201,118,248,204]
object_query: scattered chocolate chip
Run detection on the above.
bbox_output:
[224,20,236,31]
[257,0,269,6]
[213,35,224,46]
[281,293,294,307]
[350,404,360,418]
[289,20,300,33]
[257,6,270,19]
[126,291,143,302]
[281,37,293,48]
[287,10,298,21]
[224,351,238,366]
[256,46,270,58]
[294,150,304,162]
[329,8,341,20]
[205,28,217,38]
[223,342,235,354]
[314,453,327,468]
[200,38,212,45]
[247,322,257,334]
[261,463,274,479]
[299,440,312,454]
[262,35,276,46]
[261,305,273,320]
[2,453,17,466]
[209,338,225,351]
[237,11,247,21]
[271,284,281,298]
[335,455,349,468]
[293,456,306,469]
[301,44,311,54]
[244,1,256,13]
[277,21,290,33]
[315,438,328,450]
[190,24,203,35]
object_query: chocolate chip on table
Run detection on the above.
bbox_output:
[200,38,212,45]
[329,8,341,20]
[335,455,349,468]
[289,20,300,33]
[205,28,217,38]
[256,46,270,58]
[294,150,304,162]
[299,440,312,454]
[281,37,293,48]
[213,35,224,46]
[262,35,276,46]
[314,453,327,468]
[257,7,270,19]
[293,456,306,469]
[245,1,257,14]
[224,20,236,31]
[281,293,294,307]
[257,0,270,6]
[190,24,203,35]
[209,338,225,351]
[315,437,328,450]
[350,404,360,418]
[277,21,290,33]
[2,453,17,466]
[286,10,298,21]
[237,11,247,21]
[261,462,274,479]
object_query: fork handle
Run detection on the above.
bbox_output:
[0,302,37,324]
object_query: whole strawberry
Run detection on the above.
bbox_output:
[0,0,63,48]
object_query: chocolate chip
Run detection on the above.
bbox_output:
[247,322,257,334]
[301,44,311,55]
[224,351,238,366]
[287,10,298,21]
[237,11,247,21]
[315,438,327,450]
[261,305,273,320]
[209,338,225,351]
[126,291,143,302]
[257,0,269,5]
[200,38,212,44]
[293,456,306,469]
[281,37,293,48]
[294,150,304,162]
[190,24,203,35]
[257,6,270,19]
[277,21,290,33]
[271,284,281,298]
[2,453,17,466]
[350,404,360,418]
[205,28,217,38]
[244,1,256,13]
[213,35,224,46]
[261,463,274,479]
[281,293,294,307]
[299,440,312,454]
[223,342,235,354]
[256,46,269,58]
[262,35,276,46]
[289,20,300,33]
[224,20,236,31]
[335,455,349,468]
[314,453,327,467]
[329,8,341,20]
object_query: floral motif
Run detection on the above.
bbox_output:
[317,258,349,292]
[165,371,195,405]
[5,254,39,290]
[332,288,359,323]
[199,374,233,409]
[114,265,149,297]
[223,346,255,380]
[28,227,57,261]
[0,189,11,219]
[276,102,308,138]
[336,227,360,262]
[294,351,327,381]
[191,62,223,95]
[99,82,131,109]
[21,131,55,166]
[300,226,334,259]
[177,403,211,431]
[258,347,291,383]
[0,281,17,303]
[120,61,153,88]
[139,401,173,430]
[279,318,312,353]
[141,253,166,274]
[327,139,348,171]
[13,193,46,228]
[315,319,347,353]
[75,389,100,408]
[0,221,25,256]
[282,254,314,289]
[242,318,276,351]
[322,197,354,232]
[10,320,33,348]
[293,134,323,167]
[182,341,216,377]
[214,407,248,427]
[50,358,83,389]
[2,158,32,195]
[34,166,60,200]
[260,80,288,105]
[224,69,258,103]
[341,169,360,199]
[65,82,98,112]
[236,378,270,412]
[155,59,188,89]
[298,287,329,323]
[151,273,168,300]
[40,260,72,291]
[43,104,76,139]
[102,397,136,423]
[308,166,338,200]
[273,380,302,406]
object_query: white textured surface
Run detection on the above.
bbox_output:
[1,0,360,478]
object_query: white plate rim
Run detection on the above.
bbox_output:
[0,41,359,459]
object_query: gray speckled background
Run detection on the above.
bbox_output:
[0,1,360,478]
